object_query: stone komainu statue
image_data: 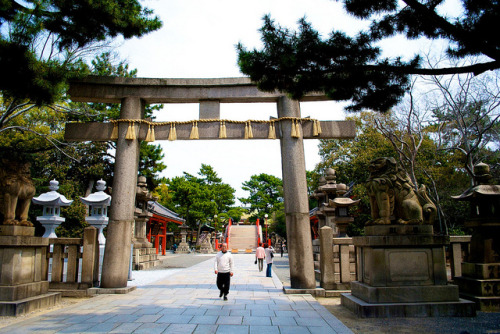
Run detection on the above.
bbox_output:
[366,157,437,225]
[0,160,36,226]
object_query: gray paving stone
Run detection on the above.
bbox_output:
[295,316,329,327]
[0,255,353,334]
[183,308,208,316]
[279,325,312,334]
[249,325,280,334]
[85,322,120,333]
[109,322,143,333]
[165,323,197,333]
[308,326,339,334]
[229,309,251,316]
[193,324,218,334]
[133,322,170,334]
[298,309,323,318]
[189,315,219,325]
[54,322,96,333]
[274,310,299,317]
[250,309,275,317]
[270,316,297,326]
[216,315,243,325]
[205,309,230,316]
[216,324,249,334]
[157,314,194,324]
[242,316,272,326]
[105,314,141,323]
[135,314,163,322]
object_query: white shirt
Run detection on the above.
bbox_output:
[214,251,234,273]
[265,247,274,264]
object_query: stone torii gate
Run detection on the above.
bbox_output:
[65,76,355,290]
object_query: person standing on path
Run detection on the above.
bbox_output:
[255,243,265,272]
[264,243,274,277]
[214,243,234,300]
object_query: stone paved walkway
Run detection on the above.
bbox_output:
[0,254,352,333]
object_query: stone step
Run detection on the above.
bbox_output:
[134,260,160,271]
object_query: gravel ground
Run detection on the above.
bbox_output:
[272,253,500,334]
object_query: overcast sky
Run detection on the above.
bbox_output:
[115,0,454,205]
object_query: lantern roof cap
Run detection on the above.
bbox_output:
[32,179,73,206]
[80,179,111,205]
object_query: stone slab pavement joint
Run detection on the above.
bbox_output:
[0,254,352,333]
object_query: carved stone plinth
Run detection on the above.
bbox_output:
[176,242,190,254]
[453,225,500,311]
[341,225,476,317]
[0,226,60,316]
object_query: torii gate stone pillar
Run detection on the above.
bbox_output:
[65,77,355,290]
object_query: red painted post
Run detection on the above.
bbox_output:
[256,218,260,246]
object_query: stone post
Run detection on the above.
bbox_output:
[319,226,335,289]
[100,97,143,288]
[277,96,315,289]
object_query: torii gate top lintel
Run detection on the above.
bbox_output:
[68,75,331,104]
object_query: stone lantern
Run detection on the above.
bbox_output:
[32,179,73,238]
[452,162,500,311]
[176,223,191,254]
[313,168,359,237]
[80,179,111,246]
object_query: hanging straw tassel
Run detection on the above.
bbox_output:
[244,122,249,139]
[168,123,177,141]
[291,120,297,138]
[110,121,119,140]
[315,119,322,136]
[219,121,227,139]
[247,121,253,139]
[125,121,136,140]
[190,122,199,139]
[312,119,319,137]
[268,122,276,139]
[295,119,301,138]
[145,124,155,142]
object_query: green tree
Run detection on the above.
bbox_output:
[0,0,161,104]
[163,165,235,233]
[240,173,283,218]
[237,1,500,112]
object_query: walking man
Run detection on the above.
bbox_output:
[255,243,265,272]
[214,243,234,300]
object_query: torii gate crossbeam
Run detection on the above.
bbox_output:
[65,76,356,290]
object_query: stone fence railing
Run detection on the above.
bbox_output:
[313,238,357,292]
[448,235,472,280]
[47,227,100,296]
[313,234,472,290]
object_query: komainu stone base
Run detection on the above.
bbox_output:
[0,292,61,316]
[341,293,476,318]
[341,225,476,317]
[455,263,500,311]
[0,227,61,316]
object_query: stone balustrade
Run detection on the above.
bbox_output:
[47,227,100,296]
[448,235,472,280]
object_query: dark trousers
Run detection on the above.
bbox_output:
[258,258,264,271]
[217,272,231,296]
